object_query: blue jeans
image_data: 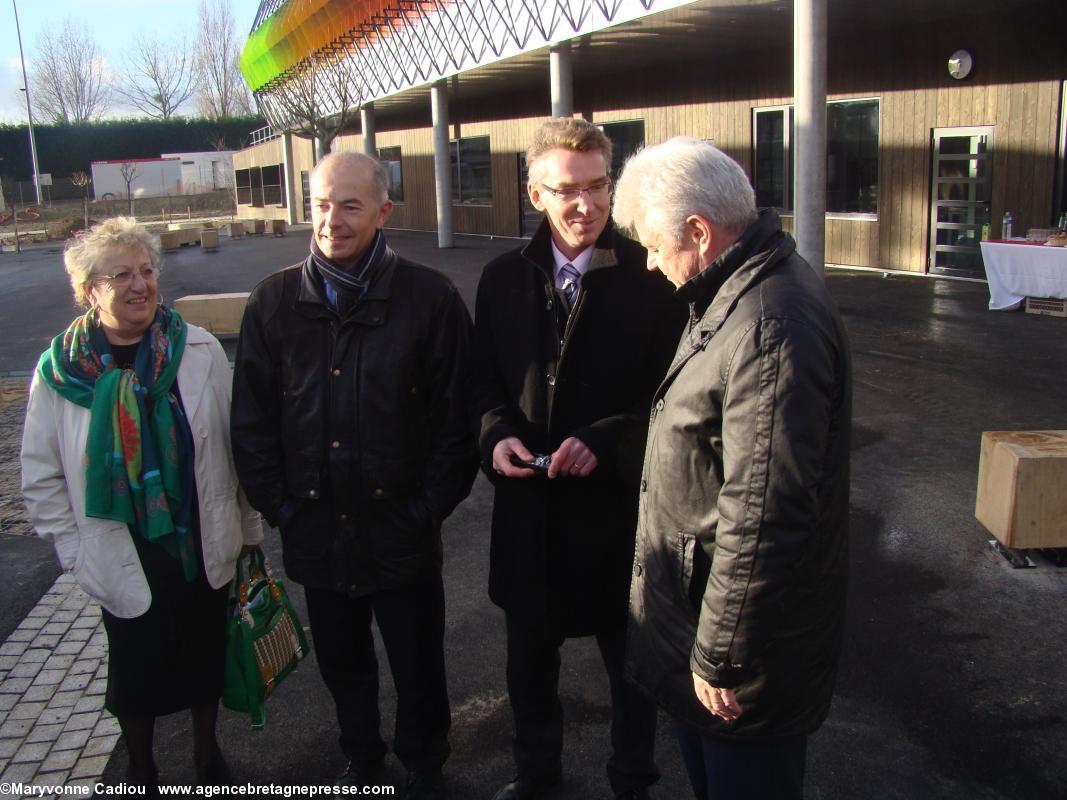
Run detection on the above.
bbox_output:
[675,720,806,800]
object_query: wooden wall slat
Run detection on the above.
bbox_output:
[232,6,1064,273]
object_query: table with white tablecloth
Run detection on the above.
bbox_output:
[980,240,1067,310]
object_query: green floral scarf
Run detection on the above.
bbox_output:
[36,306,199,581]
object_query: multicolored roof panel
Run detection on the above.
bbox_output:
[243,0,690,127]
[241,0,412,92]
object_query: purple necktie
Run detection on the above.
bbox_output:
[559,263,580,310]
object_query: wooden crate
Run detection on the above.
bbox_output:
[220,222,245,238]
[975,430,1067,549]
[1024,297,1067,317]
[269,219,287,236]
[200,229,219,251]
[159,231,180,251]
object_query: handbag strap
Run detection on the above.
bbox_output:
[234,548,266,624]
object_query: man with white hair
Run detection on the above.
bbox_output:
[232,152,477,800]
[613,138,851,800]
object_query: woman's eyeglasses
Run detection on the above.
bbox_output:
[94,267,157,287]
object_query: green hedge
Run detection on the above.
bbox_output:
[0,116,265,181]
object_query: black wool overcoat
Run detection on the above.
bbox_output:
[471,220,686,636]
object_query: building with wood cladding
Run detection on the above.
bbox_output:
[233,0,1067,279]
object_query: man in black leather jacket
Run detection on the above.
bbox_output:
[613,138,851,800]
[231,152,477,800]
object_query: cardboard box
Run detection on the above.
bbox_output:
[975,430,1067,549]
[1024,297,1067,317]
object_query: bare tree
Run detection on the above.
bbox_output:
[261,51,361,159]
[194,0,254,118]
[71,171,91,230]
[29,20,112,123]
[116,35,196,119]
[120,163,139,216]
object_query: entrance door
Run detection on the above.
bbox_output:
[929,126,994,277]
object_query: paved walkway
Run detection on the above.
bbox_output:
[2,233,1066,798]
[0,575,118,797]
[0,380,120,799]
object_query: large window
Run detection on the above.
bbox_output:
[599,120,645,178]
[451,136,492,205]
[235,168,252,206]
[378,146,404,203]
[233,164,286,208]
[261,164,284,207]
[754,107,792,209]
[753,99,879,215]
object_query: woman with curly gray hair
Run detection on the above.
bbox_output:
[21,217,262,790]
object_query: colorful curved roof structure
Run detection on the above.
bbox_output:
[241,0,689,129]
[244,0,431,92]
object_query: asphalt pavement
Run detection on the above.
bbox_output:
[1,226,1065,799]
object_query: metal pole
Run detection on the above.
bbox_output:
[361,103,377,157]
[280,132,298,225]
[550,42,573,118]
[12,0,43,206]
[431,80,453,249]
[12,203,21,254]
[794,0,827,274]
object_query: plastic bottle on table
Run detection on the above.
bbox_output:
[1002,212,1013,240]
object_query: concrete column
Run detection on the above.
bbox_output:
[361,103,377,157]
[431,80,453,249]
[794,0,827,274]
[550,42,573,118]
[280,131,298,226]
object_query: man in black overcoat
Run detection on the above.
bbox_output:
[471,118,684,800]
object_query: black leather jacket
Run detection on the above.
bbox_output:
[626,210,852,738]
[231,247,478,595]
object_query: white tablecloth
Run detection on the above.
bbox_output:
[980,241,1067,310]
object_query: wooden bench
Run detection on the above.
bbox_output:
[238,219,266,235]
[173,292,250,336]
[161,227,202,248]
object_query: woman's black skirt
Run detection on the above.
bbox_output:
[100,524,229,719]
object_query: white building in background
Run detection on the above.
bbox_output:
[161,151,237,194]
[91,158,181,200]
[91,151,236,200]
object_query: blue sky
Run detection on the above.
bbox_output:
[0,0,263,123]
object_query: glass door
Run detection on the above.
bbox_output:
[929,126,994,277]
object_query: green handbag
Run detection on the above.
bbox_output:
[222,548,310,728]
